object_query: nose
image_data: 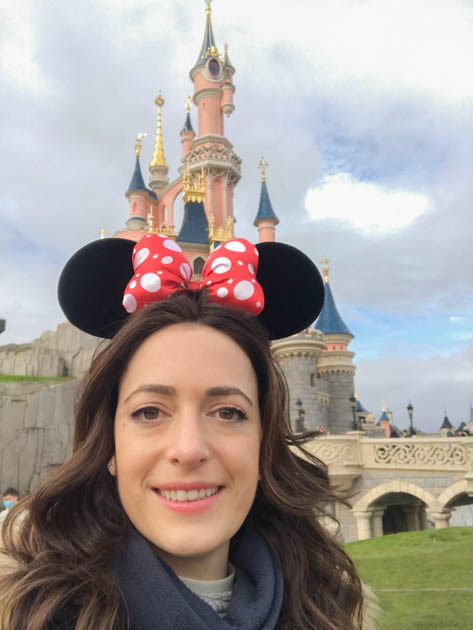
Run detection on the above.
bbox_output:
[165,410,211,467]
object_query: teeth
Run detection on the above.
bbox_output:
[159,487,219,502]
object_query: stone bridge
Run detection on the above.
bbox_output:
[304,433,473,541]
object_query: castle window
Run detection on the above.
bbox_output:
[310,372,316,387]
[193,257,205,275]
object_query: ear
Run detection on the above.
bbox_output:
[108,456,117,476]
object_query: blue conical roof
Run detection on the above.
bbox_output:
[314,282,352,336]
[254,181,279,225]
[194,7,217,66]
[182,112,194,133]
[127,157,147,194]
[441,414,453,430]
[379,410,390,422]
[126,156,157,199]
[177,200,209,244]
[356,399,369,413]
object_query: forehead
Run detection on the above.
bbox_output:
[119,323,258,396]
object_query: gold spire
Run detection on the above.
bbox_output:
[259,157,268,182]
[206,0,211,16]
[100,228,108,239]
[183,165,206,203]
[148,206,155,233]
[135,132,147,157]
[321,257,330,283]
[150,90,168,168]
[186,96,191,113]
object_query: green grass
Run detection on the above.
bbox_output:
[0,374,73,382]
[346,527,473,629]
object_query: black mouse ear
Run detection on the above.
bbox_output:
[255,242,324,340]
[58,238,135,338]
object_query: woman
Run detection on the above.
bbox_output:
[1,236,371,629]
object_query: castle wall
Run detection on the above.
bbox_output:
[278,355,319,431]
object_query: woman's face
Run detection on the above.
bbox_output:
[113,323,261,578]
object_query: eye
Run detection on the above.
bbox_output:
[131,406,162,422]
[215,407,248,422]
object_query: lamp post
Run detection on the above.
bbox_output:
[349,394,359,431]
[407,402,416,436]
[295,398,306,433]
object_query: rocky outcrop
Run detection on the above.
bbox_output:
[0,323,102,378]
[0,380,79,495]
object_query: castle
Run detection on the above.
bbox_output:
[1,2,472,541]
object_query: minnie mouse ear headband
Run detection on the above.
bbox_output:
[58,234,324,341]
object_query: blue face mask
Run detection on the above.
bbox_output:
[3,500,14,510]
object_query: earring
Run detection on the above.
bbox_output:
[108,457,116,475]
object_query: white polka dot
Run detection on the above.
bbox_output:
[145,234,151,238]
[256,301,261,308]
[234,280,254,301]
[248,263,254,275]
[217,287,228,298]
[134,248,150,268]
[161,256,173,264]
[123,294,137,313]
[251,279,256,283]
[180,263,192,281]
[163,239,182,252]
[237,260,243,266]
[157,233,166,238]
[129,280,137,289]
[211,256,232,274]
[224,240,246,253]
[152,254,158,259]
[254,248,259,256]
[206,280,212,286]
[227,279,233,284]
[140,273,161,293]
[135,273,140,277]
[157,271,163,274]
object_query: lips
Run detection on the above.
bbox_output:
[156,487,220,502]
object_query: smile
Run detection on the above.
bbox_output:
[156,487,220,502]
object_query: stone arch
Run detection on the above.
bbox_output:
[352,480,438,512]
[193,256,205,275]
[437,480,469,508]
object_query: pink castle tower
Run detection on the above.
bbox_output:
[114,1,241,269]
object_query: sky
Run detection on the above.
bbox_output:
[1,0,472,433]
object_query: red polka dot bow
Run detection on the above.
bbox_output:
[122,234,264,316]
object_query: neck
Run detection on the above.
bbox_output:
[153,541,230,581]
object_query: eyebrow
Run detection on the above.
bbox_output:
[123,384,253,406]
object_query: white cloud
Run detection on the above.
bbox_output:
[0,3,49,94]
[304,172,430,235]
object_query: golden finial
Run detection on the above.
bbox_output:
[150,90,168,168]
[321,257,329,283]
[148,206,155,233]
[186,96,191,113]
[259,157,267,182]
[206,0,212,15]
[100,228,108,239]
[135,132,147,157]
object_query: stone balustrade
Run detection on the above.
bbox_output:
[305,434,473,474]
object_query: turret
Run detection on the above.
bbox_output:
[440,412,454,437]
[149,90,169,193]
[119,133,157,239]
[181,96,196,159]
[314,259,356,434]
[254,158,279,243]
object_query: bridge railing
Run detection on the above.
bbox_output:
[304,434,473,473]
